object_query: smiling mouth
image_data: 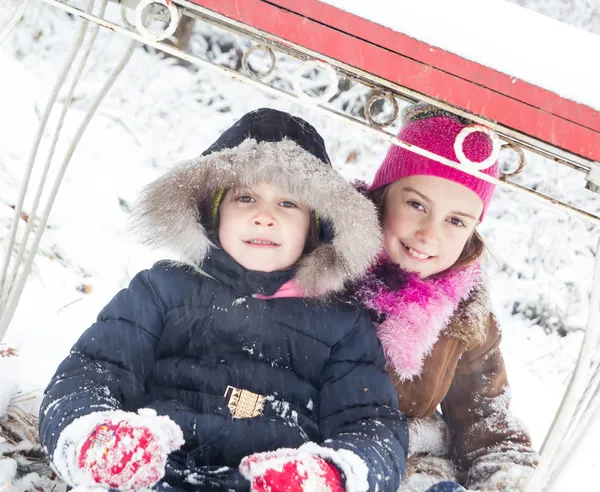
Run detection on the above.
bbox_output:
[244,239,280,247]
[401,241,434,260]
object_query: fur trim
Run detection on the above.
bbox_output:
[408,414,451,458]
[445,282,490,345]
[356,258,482,381]
[400,456,458,492]
[132,139,382,297]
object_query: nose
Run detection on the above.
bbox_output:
[253,210,276,228]
[415,219,439,245]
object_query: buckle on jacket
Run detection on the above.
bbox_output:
[224,385,266,419]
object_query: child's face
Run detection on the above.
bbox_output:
[382,175,483,278]
[218,181,311,272]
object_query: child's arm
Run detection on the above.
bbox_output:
[39,266,168,464]
[441,316,539,490]
[315,309,409,492]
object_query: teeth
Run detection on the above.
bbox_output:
[248,240,276,245]
[407,246,430,260]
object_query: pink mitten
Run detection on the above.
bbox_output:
[240,448,344,492]
[78,420,165,489]
[55,409,183,490]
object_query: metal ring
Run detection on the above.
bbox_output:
[454,124,501,171]
[500,143,526,178]
[292,60,338,103]
[365,92,399,128]
[242,45,276,80]
[135,0,180,42]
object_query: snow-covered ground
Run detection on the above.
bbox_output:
[0,0,599,490]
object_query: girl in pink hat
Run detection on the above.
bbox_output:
[356,103,539,491]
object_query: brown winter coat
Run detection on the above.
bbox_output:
[391,284,539,489]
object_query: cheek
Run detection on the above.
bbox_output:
[382,209,410,239]
[292,216,311,250]
[217,221,230,247]
[218,208,238,245]
[442,232,471,261]
[381,212,406,260]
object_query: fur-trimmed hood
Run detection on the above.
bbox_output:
[132,108,382,296]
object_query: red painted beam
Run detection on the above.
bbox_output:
[188,0,600,163]
[271,0,599,134]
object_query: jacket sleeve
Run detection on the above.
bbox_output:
[441,314,540,489]
[318,309,409,491]
[38,267,167,459]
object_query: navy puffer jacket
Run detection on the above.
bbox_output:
[39,109,408,491]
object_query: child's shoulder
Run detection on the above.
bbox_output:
[326,292,364,311]
[131,260,213,301]
[307,294,382,356]
[147,260,212,280]
[309,293,374,330]
[307,290,361,309]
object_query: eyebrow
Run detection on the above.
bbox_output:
[452,211,477,220]
[231,186,256,197]
[403,187,477,220]
[403,187,431,203]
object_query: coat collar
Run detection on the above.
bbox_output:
[202,247,295,296]
[356,256,484,381]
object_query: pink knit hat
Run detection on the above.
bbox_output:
[371,104,500,220]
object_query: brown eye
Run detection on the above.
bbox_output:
[449,217,466,227]
[236,195,255,203]
[408,200,425,212]
[279,200,297,208]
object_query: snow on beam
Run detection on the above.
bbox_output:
[186,0,600,164]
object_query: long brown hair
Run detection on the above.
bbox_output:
[369,185,485,270]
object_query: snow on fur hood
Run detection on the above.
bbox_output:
[132,108,382,297]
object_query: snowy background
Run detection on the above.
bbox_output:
[0,0,599,490]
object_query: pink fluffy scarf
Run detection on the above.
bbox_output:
[356,256,481,381]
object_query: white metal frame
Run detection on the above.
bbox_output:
[32,0,600,225]
[0,0,136,338]
[1,1,599,491]
[0,0,28,44]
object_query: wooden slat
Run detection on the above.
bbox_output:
[272,0,599,133]
[188,0,600,162]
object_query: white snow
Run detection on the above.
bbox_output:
[0,381,18,419]
[477,463,535,491]
[267,396,291,419]
[407,415,450,458]
[0,459,17,489]
[0,1,599,491]
[300,443,369,492]
[322,0,600,110]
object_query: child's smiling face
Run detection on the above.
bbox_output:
[382,175,483,278]
[218,181,311,272]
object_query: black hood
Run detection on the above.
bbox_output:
[132,108,382,296]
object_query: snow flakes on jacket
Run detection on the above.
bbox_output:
[39,109,407,492]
